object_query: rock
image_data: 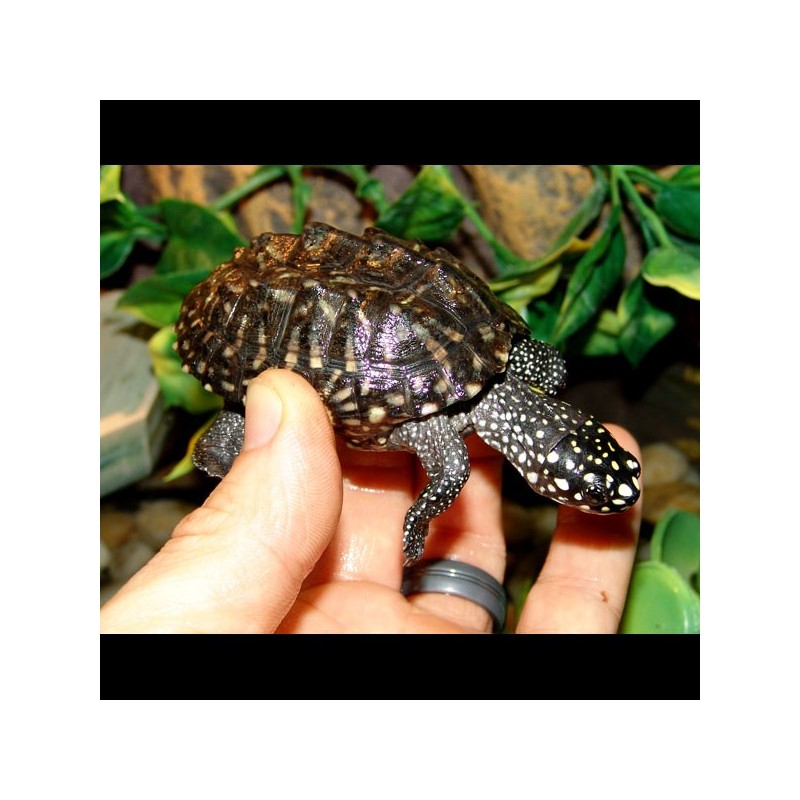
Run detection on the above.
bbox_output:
[642,481,701,526]
[127,165,373,241]
[641,442,689,486]
[464,165,594,259]
[101,582,124,606]
[109,540,156,584]
[135,499,196,549]
[100,539,112,572]
[100,508,136,548]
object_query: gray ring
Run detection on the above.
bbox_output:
[401,559,507,633]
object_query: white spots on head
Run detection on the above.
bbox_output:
[583,473,597,484]
[526,471,539,484]
[618,483,634,498]
[546,451,559,464]
[181,364,190,374]
[554,478,570,491]
[517,451,527,465]
[565,458,575,471]
[631,475,640,490]
[203,383,214,392]
[535,429,545,439]
[611,460,620,471]
[626,458,639,471]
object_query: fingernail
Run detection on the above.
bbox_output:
[242,380,283,451]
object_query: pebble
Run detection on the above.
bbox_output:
[110,539,156,584]
[641,442,689,486]
[642,481,700,525]
[135,499,197,549]
[100,508,137,548]
[100,539,112,572]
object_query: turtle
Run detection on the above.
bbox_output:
[174,222,641,564]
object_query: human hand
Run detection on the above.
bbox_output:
[100,369,642,633]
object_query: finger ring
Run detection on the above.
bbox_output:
[401,559,507,633]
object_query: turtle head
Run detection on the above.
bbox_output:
[540,417,641,513]
[471,374,641,513]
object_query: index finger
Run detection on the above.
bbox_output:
[516,424,642,634]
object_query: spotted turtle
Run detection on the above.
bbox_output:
[175,222,641,564]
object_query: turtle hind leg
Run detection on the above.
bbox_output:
[389,415,471,565]
[193,408,245,478]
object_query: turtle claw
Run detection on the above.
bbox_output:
[402,517,427,565]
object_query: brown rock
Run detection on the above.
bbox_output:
[642,481,700,525]
[110,540,156,584]
[126,165,375,241]
[100,508,136,548]
[641,442,690,486]
[464,165,594,258]
[135,499,197,549]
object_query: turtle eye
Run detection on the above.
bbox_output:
[584,480,609,506]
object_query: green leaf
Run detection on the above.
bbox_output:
[100,229,136,279]
[157,199,246,274]
[654,184,700,239]
[101,198,139,231]
[669,165,700,188]
[617,277,677,365]
[550,165,609,249]
[286,165,312,234]
[669,233,700,259]
[148,326,224,414]
[375,164,465,241]
[164,415,217,480]
[495,263,562,311]
[553,207,625,344]
[117,269,212,328]
[651,510,700,588]
[100,165,125,204]
[576,309,622,358]
[641,246,700,300]
[319,165,389,214]
[522,294,563,343]
[619,561,700,634]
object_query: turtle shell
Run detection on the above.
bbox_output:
[175,222,528,446]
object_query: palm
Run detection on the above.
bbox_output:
[277,439,507,633]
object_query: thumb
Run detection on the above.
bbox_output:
[100,369,342,633]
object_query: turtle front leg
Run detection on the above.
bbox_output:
[388,415,471,565]
[193,408,245,477]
